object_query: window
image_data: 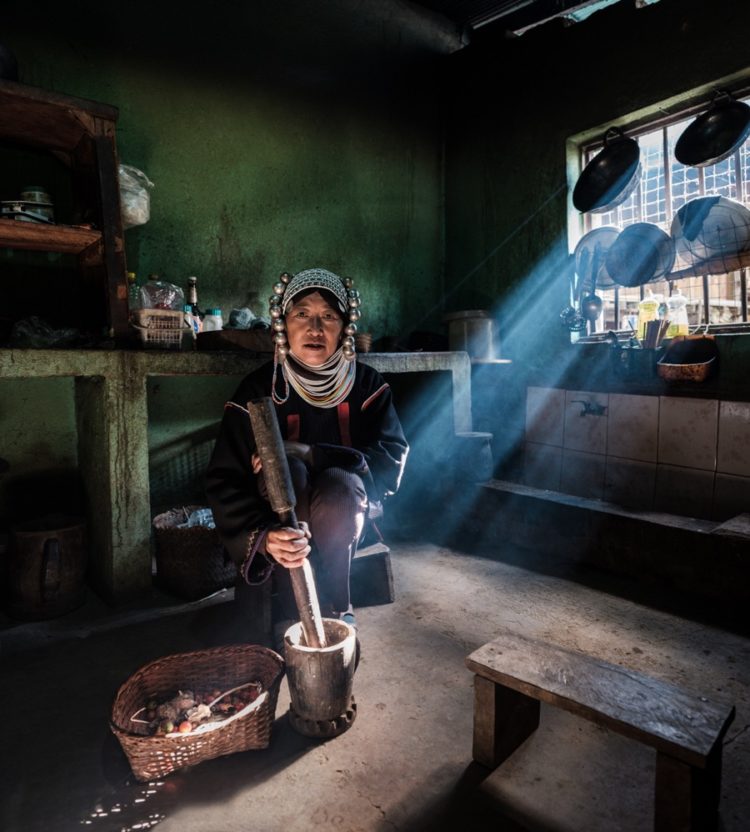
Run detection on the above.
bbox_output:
[576,90,750,337]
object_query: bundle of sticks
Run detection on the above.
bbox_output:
[643,318,670,349]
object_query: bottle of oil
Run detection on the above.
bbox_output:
[637,291,661,341]
[666,290,689,338]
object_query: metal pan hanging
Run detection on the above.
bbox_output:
[675,90,750,168]
[604,222,675,288]
[572,127,641,214]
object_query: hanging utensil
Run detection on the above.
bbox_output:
[581,270,603,323]
[573,127,641,214]
[573,226,619,291]
[675,90,750,168]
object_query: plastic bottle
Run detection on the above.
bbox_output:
[186,276,204,321]
[139,273,185,310]
[637,292,661,341]
[666,290,689,338]
[127,271,140,311]
[182,304,197,349]
[203,308,224,332]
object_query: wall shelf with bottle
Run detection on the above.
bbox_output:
[0,79,129,342]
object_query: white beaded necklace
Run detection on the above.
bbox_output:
[272,347,355,408]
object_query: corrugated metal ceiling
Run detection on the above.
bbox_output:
[408,0,660,37]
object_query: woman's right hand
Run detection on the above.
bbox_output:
[264,521,311,569]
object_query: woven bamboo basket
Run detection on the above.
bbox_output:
[131,308,187,350]
[111,644,285,781]
[152,506,238,600]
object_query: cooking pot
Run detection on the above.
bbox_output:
[675,90,750,168]
[604,222,674,287]
[573,127,641,214]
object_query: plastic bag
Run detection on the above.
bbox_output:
[119,164,155,230]
[9,316,84,348]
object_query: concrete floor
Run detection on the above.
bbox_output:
[1,542,748,832]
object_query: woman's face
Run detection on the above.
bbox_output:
[285,290,344,366]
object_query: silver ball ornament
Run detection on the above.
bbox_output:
[280,272,292,284]
[274,332,288,345]
[349,308,361,322]
[344,277,353,289]
[270,306,282,319]
[273,282,285,295]
[343,335,355,349]
[344,323,357,336]
[348,297,360,308]
[272,320,286,332]
[269,295,281,306]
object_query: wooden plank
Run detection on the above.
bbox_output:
[0,218,101,254]
[466,631,735,768]
[0,79,117,151]
[473,675,540,768]
[655,745,723,832]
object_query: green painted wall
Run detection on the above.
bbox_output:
[2,0,450,339]
[0,0,454,525]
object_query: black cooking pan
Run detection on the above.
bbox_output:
[573,127,641,214]
[675,90,750,168]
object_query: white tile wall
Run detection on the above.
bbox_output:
[717,400,750,477]
[713,473,750,521]
[560,449,605,500]
[658,396,718,471]
[523,442,562,491]
[604,458,656,510]
[526,387,565,446]
[606,394,659,462]
[522,387,749,520]
[563,390,608,454]
[654,464,716,518]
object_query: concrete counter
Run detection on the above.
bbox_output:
[0,349,472,600]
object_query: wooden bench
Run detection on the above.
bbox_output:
[465,631,735,832]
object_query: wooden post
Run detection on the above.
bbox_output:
[472,676,540,769]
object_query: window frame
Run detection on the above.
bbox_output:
[566,70,750,342]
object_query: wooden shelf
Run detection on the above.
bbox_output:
[0,218,101,254]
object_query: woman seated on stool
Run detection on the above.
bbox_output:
[205,268,408,639]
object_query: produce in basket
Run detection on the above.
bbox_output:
[131,681,264,737]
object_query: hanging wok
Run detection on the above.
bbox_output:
[675,90,750,168]
[573,127,641,214]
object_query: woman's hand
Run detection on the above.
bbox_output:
[251,453,262,474]
[265,521,311,569]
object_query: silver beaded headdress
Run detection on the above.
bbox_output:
[268,267,362,362]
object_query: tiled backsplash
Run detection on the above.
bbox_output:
[523,386,750,521]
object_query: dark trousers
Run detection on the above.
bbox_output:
[272,456,368,620]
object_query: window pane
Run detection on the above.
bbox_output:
[578,94,750,332]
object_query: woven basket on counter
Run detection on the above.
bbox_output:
[111,644,285,781]
[131,309,187,350]
[152,506,238,600]
[656,335,718,383]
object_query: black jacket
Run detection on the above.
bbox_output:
[205,360,408,570]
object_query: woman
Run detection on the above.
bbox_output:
[205,268,408,633]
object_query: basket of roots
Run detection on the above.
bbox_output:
[110,644,285,781]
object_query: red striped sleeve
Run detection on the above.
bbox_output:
[361,383,389,411]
